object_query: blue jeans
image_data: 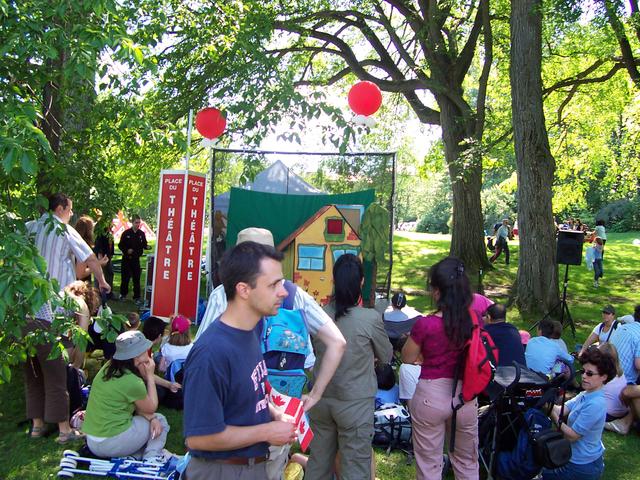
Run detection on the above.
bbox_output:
[542,457,604,480]
[593,259,603,280]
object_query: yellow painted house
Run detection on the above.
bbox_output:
[276,204,362,305]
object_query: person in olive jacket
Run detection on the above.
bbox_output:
[118,215,148,304]
[306,254,393,480]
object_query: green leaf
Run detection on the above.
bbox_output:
[20,151,37,175]
[133,47,144,65]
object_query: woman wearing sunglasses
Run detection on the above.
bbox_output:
[542,346,617,480]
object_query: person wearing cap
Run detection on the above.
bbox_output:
[82,331,173,462]
[183,241,298,480]
[484,303,525,367]
[196,227,346,414]
[159,314,193,372]
[578,305,620,358]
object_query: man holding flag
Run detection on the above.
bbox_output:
[182,241,297,480]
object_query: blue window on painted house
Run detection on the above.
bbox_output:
[297,244,326,271]
[331,245,360,262]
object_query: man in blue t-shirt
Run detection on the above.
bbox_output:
[484,303,526,367]
[183,242,297,479]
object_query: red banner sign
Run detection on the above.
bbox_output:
[151,170,207,319]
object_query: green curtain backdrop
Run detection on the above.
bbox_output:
[226,187,377,301]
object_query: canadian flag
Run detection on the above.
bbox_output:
[297,413,314,452]
[266,381,314,452]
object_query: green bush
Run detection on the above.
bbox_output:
[596,197,640,232]
[481,186,517,232]
[416,202,451,233]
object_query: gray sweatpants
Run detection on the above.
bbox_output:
[185,456,267,480]
[87,414,169,460]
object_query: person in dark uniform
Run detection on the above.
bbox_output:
[118,214,148,304]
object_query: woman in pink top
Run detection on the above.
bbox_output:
[402,257,478,479]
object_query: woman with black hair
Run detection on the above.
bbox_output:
[82,331,173,462]
[402,257,478,479]
[542,346,616,479]
[306,254,392,480]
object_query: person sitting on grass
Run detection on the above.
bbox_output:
[542,346,616,480]
[82,331,175,462]
[140,316,181,397]
[578,305,619,357]
[525,319,573,376]
[159,314,193,373]
[598,343,633,435]
[483,303,525,367]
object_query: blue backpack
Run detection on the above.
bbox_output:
[496,407,571,479]
[261,281,310,398]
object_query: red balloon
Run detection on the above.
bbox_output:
[195,107,226,140]
[348,81,382,116]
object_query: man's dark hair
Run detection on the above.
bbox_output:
[375,363,396,391]
[219,241,283,301]
[48,193,71,212]
[142,316,167,342]
[634,305,640,322]
[486,303,507,322]
[538,319,555,338]
[132,214,141,222]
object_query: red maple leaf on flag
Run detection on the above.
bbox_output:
[299,420,306,435]
[272,395,286,407]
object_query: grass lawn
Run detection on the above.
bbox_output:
[1,231,639,479]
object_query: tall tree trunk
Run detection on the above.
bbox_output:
[438,95,490,272]
[510,0,560,315]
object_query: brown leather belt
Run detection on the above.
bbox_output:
[208,456,268,466]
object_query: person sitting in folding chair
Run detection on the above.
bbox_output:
[383,293,421,351]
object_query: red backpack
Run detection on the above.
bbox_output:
[450,309,498,451]
[459,310,498,403]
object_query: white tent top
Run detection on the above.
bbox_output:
[213,160,324,214]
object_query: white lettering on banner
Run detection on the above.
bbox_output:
[190,220,196,231]
[188,246,194,255]
[187,259,194,268]
[165,245,172,255]
[188,232,195,243]
[188,178,204,187]
[165,178,182,184]
[164,258,171,267]
[187,271,193,281]
[190,209,197,219]
[166,231,173,242]
[168,208,175,217]
[167,219,173,229]
[169,195,175,204]
[163,270,169,280]
[192,196,198,206]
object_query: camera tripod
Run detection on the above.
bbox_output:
[531,263,576,338]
